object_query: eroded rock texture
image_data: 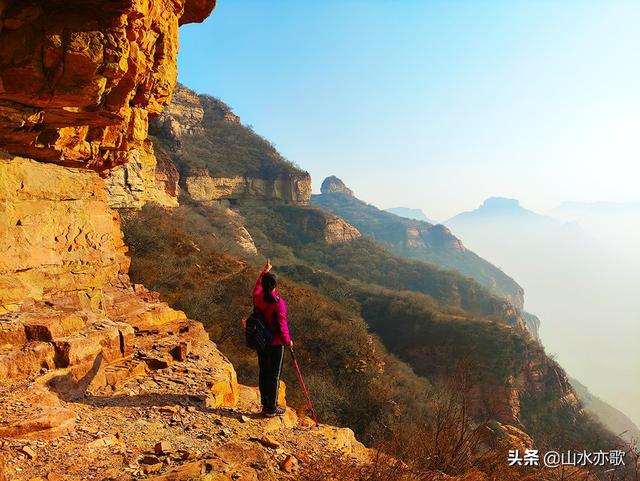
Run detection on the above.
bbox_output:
[320,175,353,196]
[0,154,128,312]
[272,206,361,245]
[184,171,313,206]
[0,0,215,170]
[0,3,378,480]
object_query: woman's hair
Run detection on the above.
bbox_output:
[261,272,277,303]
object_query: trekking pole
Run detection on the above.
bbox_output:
[288,345,319,427]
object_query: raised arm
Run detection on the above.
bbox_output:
[252,260,272,299]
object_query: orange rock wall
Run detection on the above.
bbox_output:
[0,153,128,312]
[0,0,215,170]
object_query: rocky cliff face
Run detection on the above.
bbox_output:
[467,345,581,426]
[150,84,313,207]
[273,206,362,245]
[0,3,377,479]
[321,175,353,196]
[184,170,312,206]
[0,154,128,312]
[0,0,214,169]
[0,0,206,210]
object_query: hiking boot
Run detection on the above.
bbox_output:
[264,406,286,417]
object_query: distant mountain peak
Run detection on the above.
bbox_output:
[321,176,354,196]
[386,206,434,223]
[481,197,522,210]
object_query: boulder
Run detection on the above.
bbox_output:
[320,176,354,196]
[0,406,77,439]
[0,343,56,380]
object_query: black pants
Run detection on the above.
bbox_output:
[258,344,284,411]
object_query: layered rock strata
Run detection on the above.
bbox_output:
[0,2,377,480]
[0,0,215,169]
[185,171,312,206]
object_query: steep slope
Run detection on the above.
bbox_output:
[120,85,635,468]
[571,378,640,446]
[446,197,640,430]
[149,83,312,206]
[132,83,620,446]
[0,3,378,480]
[311,180,525,309]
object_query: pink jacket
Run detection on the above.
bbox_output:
[252,269,291,346]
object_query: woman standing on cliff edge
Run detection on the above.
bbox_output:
[253,260,292,417]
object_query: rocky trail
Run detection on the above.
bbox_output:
[0,278,368,481]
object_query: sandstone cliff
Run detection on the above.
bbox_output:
[321,175,354,196]
[0,154,127,313]
[273,205,362,245]
[150,84,312,207]
[0,3,369,479]
[184,170,312,206]
[0,0,214,169]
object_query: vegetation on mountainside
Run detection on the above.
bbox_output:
[239,205,514,320]
[516,359,633,453]
[151,96,303,179]
[311,191,524,307]
[122,200,629,481]
[570,378,640,447]
[136,84,629,478]
[122,203,432,442]
[235,204,630,452]
[276,263,527,385]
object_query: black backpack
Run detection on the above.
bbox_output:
[245,302,276,351]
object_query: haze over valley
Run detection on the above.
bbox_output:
[442,197,640,427]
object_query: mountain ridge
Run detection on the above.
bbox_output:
[311,180,526,311]
[123,84,633,472]
[385,206,435,223]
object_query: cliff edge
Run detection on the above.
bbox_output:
[0,3,367,479]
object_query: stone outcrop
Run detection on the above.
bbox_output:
[0,276,239,428]
[154,83,206,147]
[323,216,362,245]
[466,344,582,426]
[0,154,128,313]
[223,208,258,255]
[0,0,215,170]
[185,170,312,206]
[106,144,179,209]
[153,84,240,150]
[275,206,361,245]
[320,175,353,196]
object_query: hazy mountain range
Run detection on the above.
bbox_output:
[385,207,435,223]
[443,196,640,428]
[571,378,640,447]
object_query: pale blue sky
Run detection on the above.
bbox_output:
[178,0,640,221]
